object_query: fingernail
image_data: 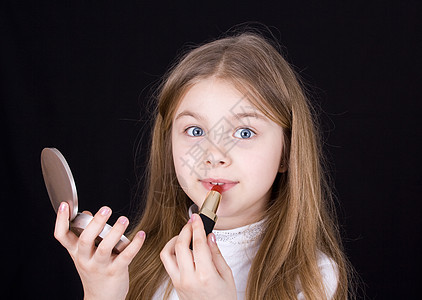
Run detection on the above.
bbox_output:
[59,202,67,212]
[188,216,193,223]
[210,233,216,244]
[191,214,197,222]
[118,216,128,225]
[137,231,145,239]
[100,207,110,216]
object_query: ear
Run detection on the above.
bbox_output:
[278,162,288,173]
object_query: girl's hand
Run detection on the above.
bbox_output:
[54,202,145,300]
[160,214,237,300]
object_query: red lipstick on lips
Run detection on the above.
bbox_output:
[190,184,222,250]
[210,184,223,194]
[200,178,238,192]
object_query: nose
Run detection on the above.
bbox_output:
[203,140,232,168]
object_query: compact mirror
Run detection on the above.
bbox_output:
[41,148,130,253]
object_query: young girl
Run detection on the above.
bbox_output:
[54,32,351,299]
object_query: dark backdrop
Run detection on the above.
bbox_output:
[2,1,420,299]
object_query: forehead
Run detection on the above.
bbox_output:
[174,78,261,118]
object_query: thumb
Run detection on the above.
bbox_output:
[207,233,233,281]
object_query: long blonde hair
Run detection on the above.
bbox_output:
[127,32,352,299]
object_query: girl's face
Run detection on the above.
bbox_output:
[171,77,284,229]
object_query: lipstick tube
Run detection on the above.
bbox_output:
[190,185,222,249]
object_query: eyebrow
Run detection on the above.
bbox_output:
[174,110,268,123]
[175,111,205,121]
[231,112,268,122]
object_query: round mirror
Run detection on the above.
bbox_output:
[41,148,78,220]
[41,148,130,253]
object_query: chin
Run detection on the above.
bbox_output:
[215,207,238,219]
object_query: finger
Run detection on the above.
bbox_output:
[174,220,195,275]
[208,233,233,281]
[77,206,112,258]
[82,210,93,216]
[54,202,78,250]
[94,216,130,264]
[160,236,181,283]
[113,231,146,266]
[191,214,214,270]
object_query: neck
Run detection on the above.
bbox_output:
[214,214,264,230]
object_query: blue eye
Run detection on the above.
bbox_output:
[234,128,255,139]
[186,126,205,137]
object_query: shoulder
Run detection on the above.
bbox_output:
[296,251,339,300]
[317,251,339,299]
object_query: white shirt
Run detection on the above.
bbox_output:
[153,210,338,299]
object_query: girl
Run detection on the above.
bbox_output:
[54,32,351,299]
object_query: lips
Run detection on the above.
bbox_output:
[200,178,238,193]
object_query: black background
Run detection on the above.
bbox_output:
[2,1,420,299]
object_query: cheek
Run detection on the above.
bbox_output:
[246,157,279,191]
[172,143,181,172]
[172,133,187,184]
[243,142,282,191]
[172,134,200,193]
